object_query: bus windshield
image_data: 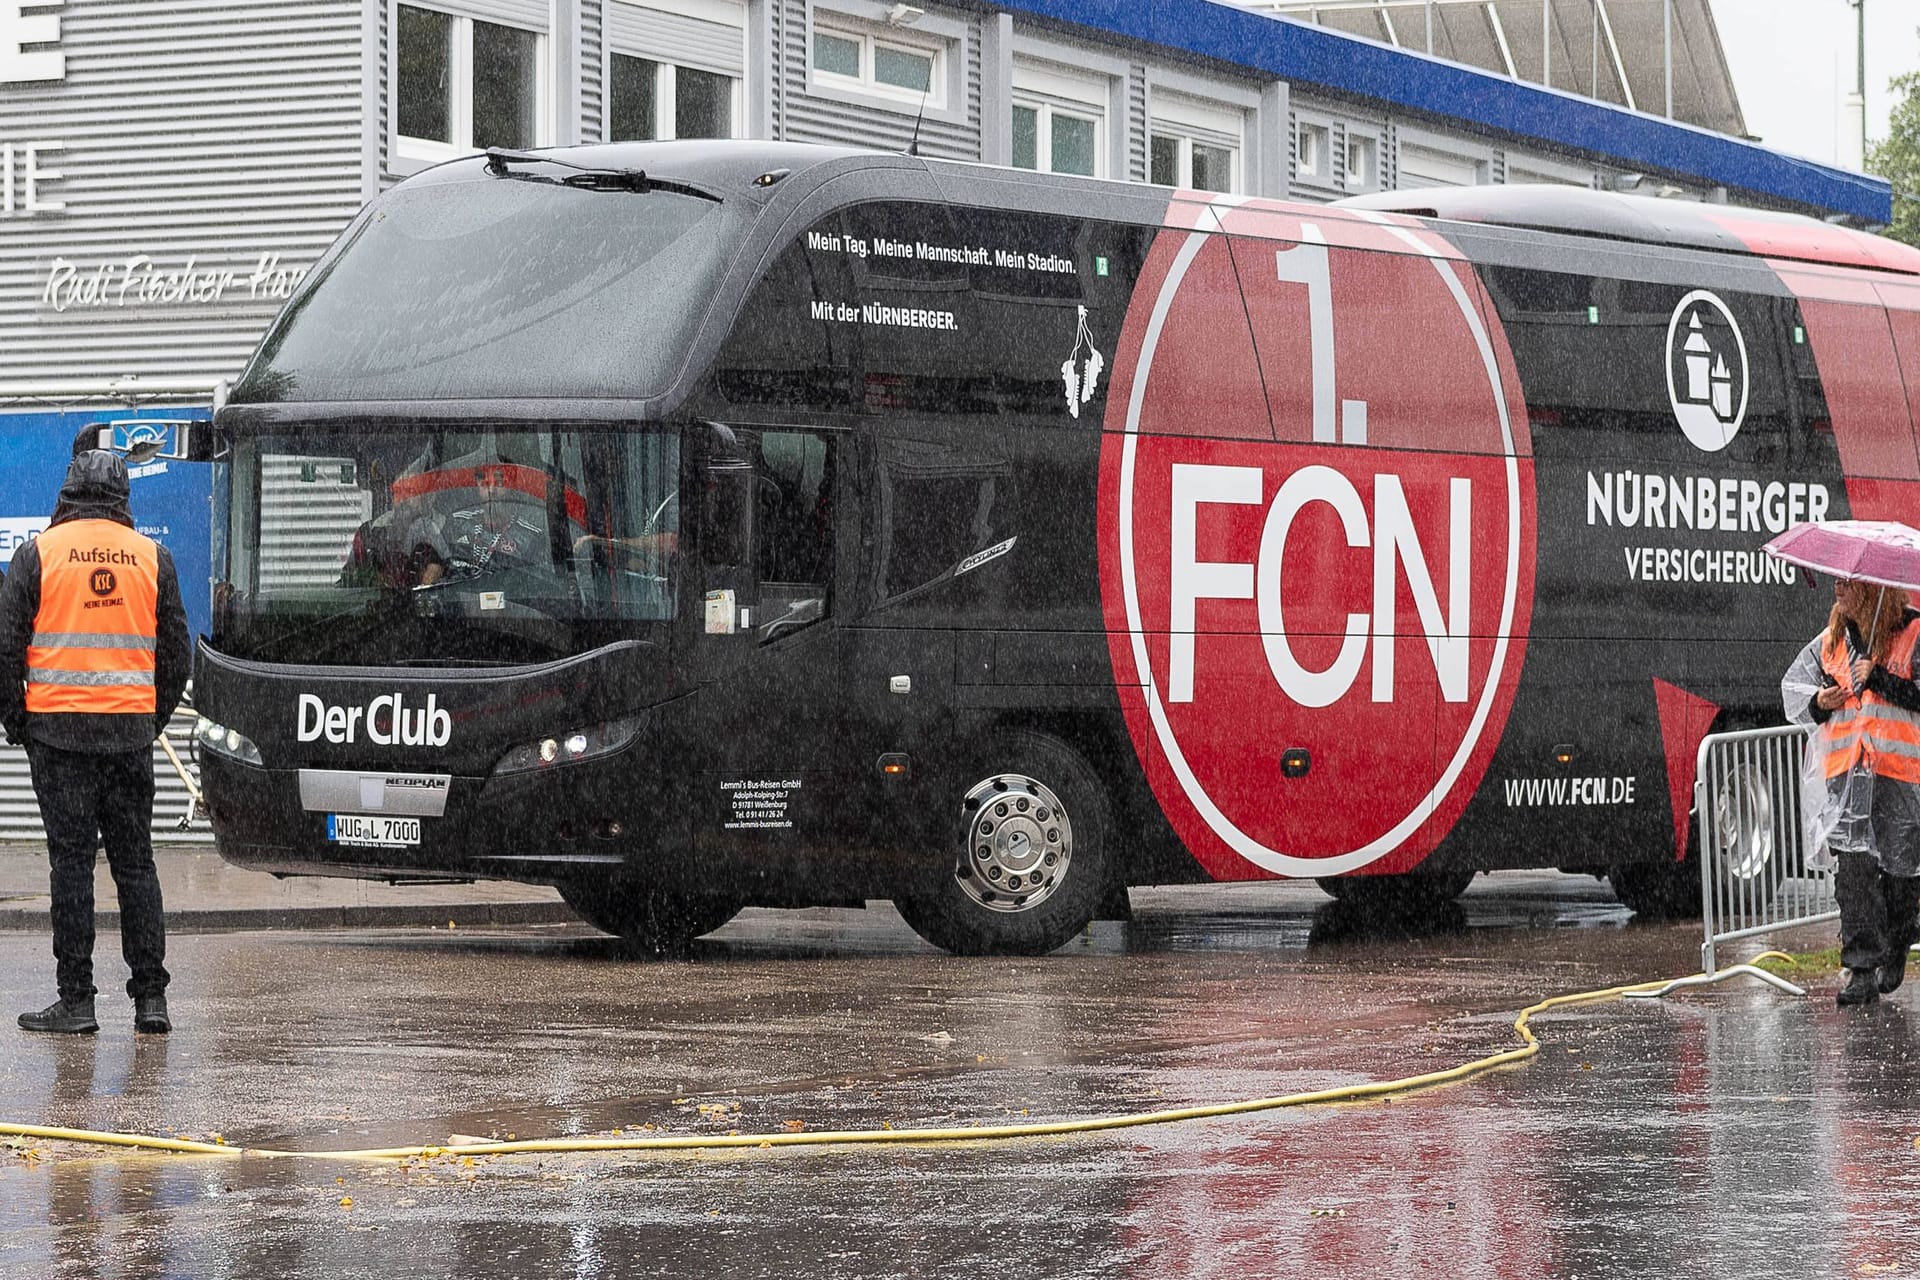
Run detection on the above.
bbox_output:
[231,176,726,402]
[216,424,682,666]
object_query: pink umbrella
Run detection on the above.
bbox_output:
[1763,520,1920,591]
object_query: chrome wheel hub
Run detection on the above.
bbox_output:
[957,772,1072,914]
[1716,763,1774,881]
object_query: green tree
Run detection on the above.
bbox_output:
[1869,70,1920,247]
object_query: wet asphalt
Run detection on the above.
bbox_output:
[0,873,1909,1280]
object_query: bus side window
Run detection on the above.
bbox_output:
[868,437,1013,607]
[754,431,833,643]
[699,427,834,642]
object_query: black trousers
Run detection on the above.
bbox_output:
[27,741,168,1002]
[1835,849,1920,975]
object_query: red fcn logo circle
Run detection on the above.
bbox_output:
[1098,197,1536,879]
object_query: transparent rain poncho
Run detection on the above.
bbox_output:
[1784,633,1920,875]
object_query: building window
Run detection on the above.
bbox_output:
[609,55,735,141]
[811,23,944,107]
[1399,143,1486,189]
[397,7,452,143]
[1147,89,1243,194]
[1012,101,1099,176]
[1296,121,1331,182]
[1010,62,1107,178]
[1345,134,1378,190]
[1149,133,1236,193]
[395,4,543,159]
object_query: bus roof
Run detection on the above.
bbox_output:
[420,142,1919,284]
[1337,185,1920,278]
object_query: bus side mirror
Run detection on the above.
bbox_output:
[703,457,756,572]
[702,447,757,638]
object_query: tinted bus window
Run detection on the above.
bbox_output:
[236,180,726,402]
[218,424,681,666]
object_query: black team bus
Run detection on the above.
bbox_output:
[193,140,1920,954]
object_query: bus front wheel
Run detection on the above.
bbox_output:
[557,878,741,954]
[894,731,1113,956]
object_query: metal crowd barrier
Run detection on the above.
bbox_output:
[1694,723,1834,977]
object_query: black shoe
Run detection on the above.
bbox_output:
[18,998,98,1034]
[1839,969,1882,1007]
[133,995,170,1034]
[1881,947,1913,995]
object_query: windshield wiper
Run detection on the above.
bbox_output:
[483,148,721,201]
[250,591,414,663]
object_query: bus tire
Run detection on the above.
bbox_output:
[557,878,741,954]
[894,731,1113,956]
[1314,869,1475,910]
[1606,859,1698,920]
[1611,753,1786,920]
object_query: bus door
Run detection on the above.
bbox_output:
[686,424,844,860]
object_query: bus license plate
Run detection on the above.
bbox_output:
[327,814,421,847]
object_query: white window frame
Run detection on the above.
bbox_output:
[1343,129,1381,193]
[810,20,947,111]
[1148,90,1243,194]
[393,3,549,171]
[1010,62,1108,180]
[1398,142,1488,189]
[1394,126,1495,190]
[1503,151,1598,188]
[1295,118,1334,187]
[605,53,741,141]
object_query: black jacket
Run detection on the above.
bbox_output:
[0,458,191,753]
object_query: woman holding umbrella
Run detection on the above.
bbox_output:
[1774,520,1920,1006]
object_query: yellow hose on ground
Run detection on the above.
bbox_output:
[0,968,1752,1162]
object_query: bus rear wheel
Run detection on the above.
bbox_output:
[557,878,741,954]
[894,731,1113,956]
[1611,755,1784,920]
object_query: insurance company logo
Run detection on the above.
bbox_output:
[1098,200,1535,879]
[1665,290,1748,452]
[108,419,191,461]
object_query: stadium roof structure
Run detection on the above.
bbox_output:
[987,0,1888,224]
[1232,0,1745,136]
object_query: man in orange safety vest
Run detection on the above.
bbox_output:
[0,449,190,1034]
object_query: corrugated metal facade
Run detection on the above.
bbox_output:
[0,711,211,842]
[0,0,366,396]
[581,0,604,143]
[257,456,373,591]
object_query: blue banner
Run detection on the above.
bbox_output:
[0,407,214,642]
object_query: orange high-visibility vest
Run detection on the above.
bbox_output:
[24,519,160,716]
[1819,620,1920,784]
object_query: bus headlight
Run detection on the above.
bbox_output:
[492,716,642,776]
[194,716,263,766]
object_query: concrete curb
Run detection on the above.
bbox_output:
[0,901,582,933]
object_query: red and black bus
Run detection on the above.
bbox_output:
[193,140,1920,953]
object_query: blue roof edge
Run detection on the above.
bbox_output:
[990,0,1892,224]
